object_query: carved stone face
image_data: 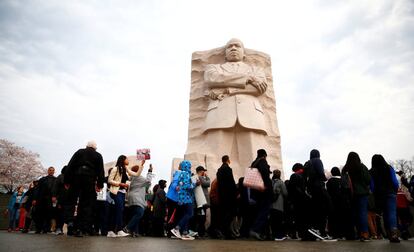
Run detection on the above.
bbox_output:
[225,39,244,62]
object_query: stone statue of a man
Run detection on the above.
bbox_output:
[184,38,282,179]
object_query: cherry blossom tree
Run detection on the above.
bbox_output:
[0,139,46,193]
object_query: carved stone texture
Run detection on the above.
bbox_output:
[184,39,283,180]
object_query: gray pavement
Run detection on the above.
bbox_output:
[0,231,413,252]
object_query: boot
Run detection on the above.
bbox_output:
[360,231,370,242]
[389,229,400,243]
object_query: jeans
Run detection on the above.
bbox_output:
[110,192,125,232]
[126,205,144,234]
[177,203,193,234]
[353,195,368,233]
[383,194,397,230]
[8,205,19,229]
[251,197,271,234]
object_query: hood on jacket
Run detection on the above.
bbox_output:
[310,149,320,159]
[180,160,192,173]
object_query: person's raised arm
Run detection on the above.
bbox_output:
[126,160,145,177]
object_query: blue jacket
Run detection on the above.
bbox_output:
[166,170,182,202]
[177,160,195,205]
[370,166,399,194]
[8,191,26,210]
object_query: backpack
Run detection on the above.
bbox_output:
[210,178,219,205]
[341,171,353,194]
[303,160,315,188]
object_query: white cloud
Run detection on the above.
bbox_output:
[0,0,413,181]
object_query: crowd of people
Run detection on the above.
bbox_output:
[4,141,414,244]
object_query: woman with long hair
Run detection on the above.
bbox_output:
[107,155,130,237]
[342,152,370,241]
[370,154,400,243]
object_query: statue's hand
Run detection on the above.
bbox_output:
[207,90,219,100]
[249,77,267,94]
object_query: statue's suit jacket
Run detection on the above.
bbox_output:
[204,61,267,134]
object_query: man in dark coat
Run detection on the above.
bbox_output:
[216,155,238,239]
[249,149,272,240]
[33,166,57,233]
[52,166,67,235]
[64,141,105,236]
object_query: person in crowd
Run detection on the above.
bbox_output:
[370,154,400,243]
[238,176,257,239]
[326,167,353,239]
[21,181,38,233]
[93,169,109,236]
[17,186,29,231]
[249,149,272,241]
[208,177,223,239]
[6,185,25,232]
[367,189,379,239]
[303,149,333,240]
[122,161,153,237]
[152,179,168,237]
[64,141,105,237]
[216,155,238,240]
[166,164,182,237]
[342,152,371,241]
[107,155,130,237]
[283,179,297,240]
[396,171,413,240]
[104,168,116,236]
[287,163,312,240]
[194,166,210,237]
[52,166,67,235]
[170,160,196,240]
[270,169,288,241]
[33,166,57,234]
[139,183,158,236]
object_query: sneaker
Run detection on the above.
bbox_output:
[171,228,181,239]
[274,237,287,241]
[117,230,130,237]
[250,230,264,241]
[321,235,337,242]
[188,230,198,237]
[122,227,130,235]
[308,229,324,240]
[322,237,338,242]
[360,237,371,242]
[107,231,117,238]
[181,234,195,240]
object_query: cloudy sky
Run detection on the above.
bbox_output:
[0,0,413,180]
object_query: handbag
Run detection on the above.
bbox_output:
[192,175,207,208]
[243,167,265,191]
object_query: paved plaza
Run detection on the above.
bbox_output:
[0,231,413,252]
